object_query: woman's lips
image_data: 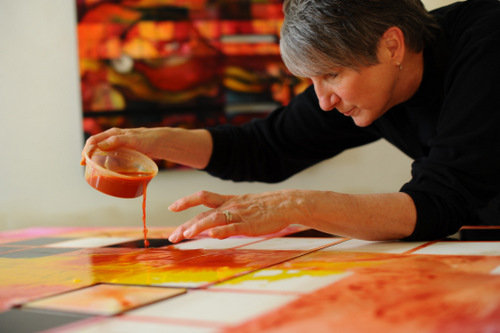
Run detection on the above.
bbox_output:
[341,108,356,116]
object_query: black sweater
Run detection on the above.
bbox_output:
[205,0,500,240]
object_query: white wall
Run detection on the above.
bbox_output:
[0,0,454,232]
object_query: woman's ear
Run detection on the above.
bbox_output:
[382,26,406,66]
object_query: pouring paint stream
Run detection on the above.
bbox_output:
[142,180,149,248]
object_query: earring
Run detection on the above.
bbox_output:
[397,63,403,71]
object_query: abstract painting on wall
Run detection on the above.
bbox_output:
[76,0,309,169]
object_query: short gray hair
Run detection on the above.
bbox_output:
[280,0,439,77]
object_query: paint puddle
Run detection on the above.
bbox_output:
[106,238,192,248]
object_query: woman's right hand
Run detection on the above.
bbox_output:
[81,127,213,170]
[81,127,159,165]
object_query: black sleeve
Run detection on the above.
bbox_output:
[204,85,380,183]
[401,1,500,240]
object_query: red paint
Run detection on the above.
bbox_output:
[224,254,500,333]
[142,182,149,248]
[85,170,152,247]
[85,172,153,198]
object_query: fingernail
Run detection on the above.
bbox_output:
[183,229,193,239]
[168,202,178,211]
[86,144,96,154]
[97,141,110,150]
[168,233,179,243]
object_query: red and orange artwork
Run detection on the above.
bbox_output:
[1,227,500,332]
[224,252,500,333]
[77,0,310,170]
[23,284,185,315]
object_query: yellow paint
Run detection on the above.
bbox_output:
[0,257,94,287]
[220,268,345,286]
[104,267,250,286]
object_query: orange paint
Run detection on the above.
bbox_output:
[85,171,151,247]
[23,284,185,316]
[225,253,500,333]
[142,181,149,248]
[85,171,154,199]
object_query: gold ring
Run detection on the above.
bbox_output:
[223,210,232,224]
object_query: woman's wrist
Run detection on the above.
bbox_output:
[155,127,213,169]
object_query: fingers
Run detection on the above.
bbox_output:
[168,191,230,212]
[208,223,246,239]
[184,210,232,239]
[168,209,230,243]
[81,127,149,166]
[167,190,295,243]
[86,128,125,151]
[168,191,231,243]
[80,144,94,165]
[168,211,272,243]
[81,128,124,165]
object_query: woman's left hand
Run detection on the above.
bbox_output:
[167,190,305,243]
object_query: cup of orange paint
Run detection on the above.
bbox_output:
[83,147,158,198]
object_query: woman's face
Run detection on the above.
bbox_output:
[310,46,402,127]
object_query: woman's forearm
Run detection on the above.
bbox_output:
[296,190,417,240]
[83,127,214,170]
[153,127,213,169]
[168,188,417,243]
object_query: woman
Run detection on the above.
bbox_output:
[83,0,500,242]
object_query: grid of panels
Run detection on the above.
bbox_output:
[0,226,499,332]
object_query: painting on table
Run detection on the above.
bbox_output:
[0,226,499,332]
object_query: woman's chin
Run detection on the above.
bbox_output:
[352,116,373,128]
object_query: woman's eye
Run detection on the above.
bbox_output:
[327,73,338,79]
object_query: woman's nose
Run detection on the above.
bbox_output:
[313,81,340,111]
